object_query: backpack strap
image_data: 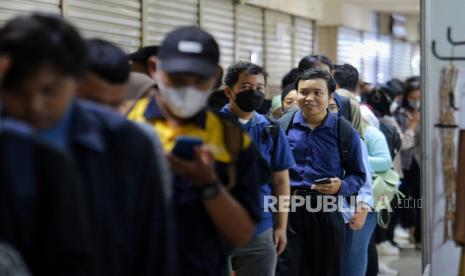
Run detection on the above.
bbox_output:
[263,119,281,167]
[340,96,352,122]
[215,112,243,190]
[277,110,298,135]
[338,116,353,171]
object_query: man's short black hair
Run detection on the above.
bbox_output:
[128,45,158,63]
[333,63,359,92]
[281,68,299,89]
[297,55,333,73]
[87,39,130,84]
[295,68,336,94]
[224,61,268,87]
[0,13,88,89]
[281,84,295,103]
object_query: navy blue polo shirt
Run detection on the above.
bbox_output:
[221,105,295,235]
[30,100,174,276]
[286,110,365,197]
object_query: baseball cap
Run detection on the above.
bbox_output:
[128,45,159,63]
[157,26,219,78]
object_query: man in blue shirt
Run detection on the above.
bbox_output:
[0,118,97,276]
[276,68,366,276]
[0,14,172,276]
[221,62,295,276]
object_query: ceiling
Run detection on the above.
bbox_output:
[342,0,420,15]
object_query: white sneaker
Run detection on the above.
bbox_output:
[376,241,400,256]
[378,261,399,275]
[394,226,410,240]
[395,238,415,249]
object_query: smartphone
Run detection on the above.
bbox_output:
[314,177,332,185]
[171,136,203,160]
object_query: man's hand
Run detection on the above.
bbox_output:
[274,228,287,256]
[311,177,341,194]
[167,145,217,186]
[349,207,368,230]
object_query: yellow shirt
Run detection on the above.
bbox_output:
[127,98,252,164]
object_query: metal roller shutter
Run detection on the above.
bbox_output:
[200,0,234,69]
[293,17,314,66]
[376,34,392,84]
[146,0,198,46]
[391,39,413,80]
[361,32,377,84]
[337,27,363,73]
[265,10,292,92]
[0,0,60,27]
[235,4,264,66]
[66,0,141,53]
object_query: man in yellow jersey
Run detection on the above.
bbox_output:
[128,26,262,276]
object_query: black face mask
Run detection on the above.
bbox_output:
[235,89,265,112]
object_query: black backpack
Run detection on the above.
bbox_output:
[378,121,402,160]
[340,96,352,122]
[277,110,353,170]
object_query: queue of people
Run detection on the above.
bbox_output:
[0,13,421,276]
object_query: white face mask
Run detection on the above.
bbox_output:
[157,76,212,119]
[390,101,399,114]
[407,100,421,110]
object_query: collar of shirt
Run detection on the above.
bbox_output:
[220,104,268,127]
[292,109,336,130]
[0,118,33,136]
[36,102,75,151]
[143,96,208,129]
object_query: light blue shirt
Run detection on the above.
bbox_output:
[342,139,374,223]
[364,125,392,173]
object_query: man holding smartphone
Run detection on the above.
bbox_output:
[276,68,366,276]
[221,62,295,276]
[128,27,261,276]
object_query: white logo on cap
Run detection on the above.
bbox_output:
[178,41,203,54]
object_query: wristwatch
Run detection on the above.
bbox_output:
[196,180,222,200]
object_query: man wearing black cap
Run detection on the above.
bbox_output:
[128,26,261,276]
[128,45,159,76]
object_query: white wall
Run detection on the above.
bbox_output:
[243,0,323,20]
[406,15,420,43]
[340,3,376,32]
[317,0,377,33]
[317,0,341,26]
[425,0,464,275]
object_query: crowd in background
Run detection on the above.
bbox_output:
[0,13,421,276]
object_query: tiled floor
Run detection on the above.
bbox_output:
[379,248,422,276]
